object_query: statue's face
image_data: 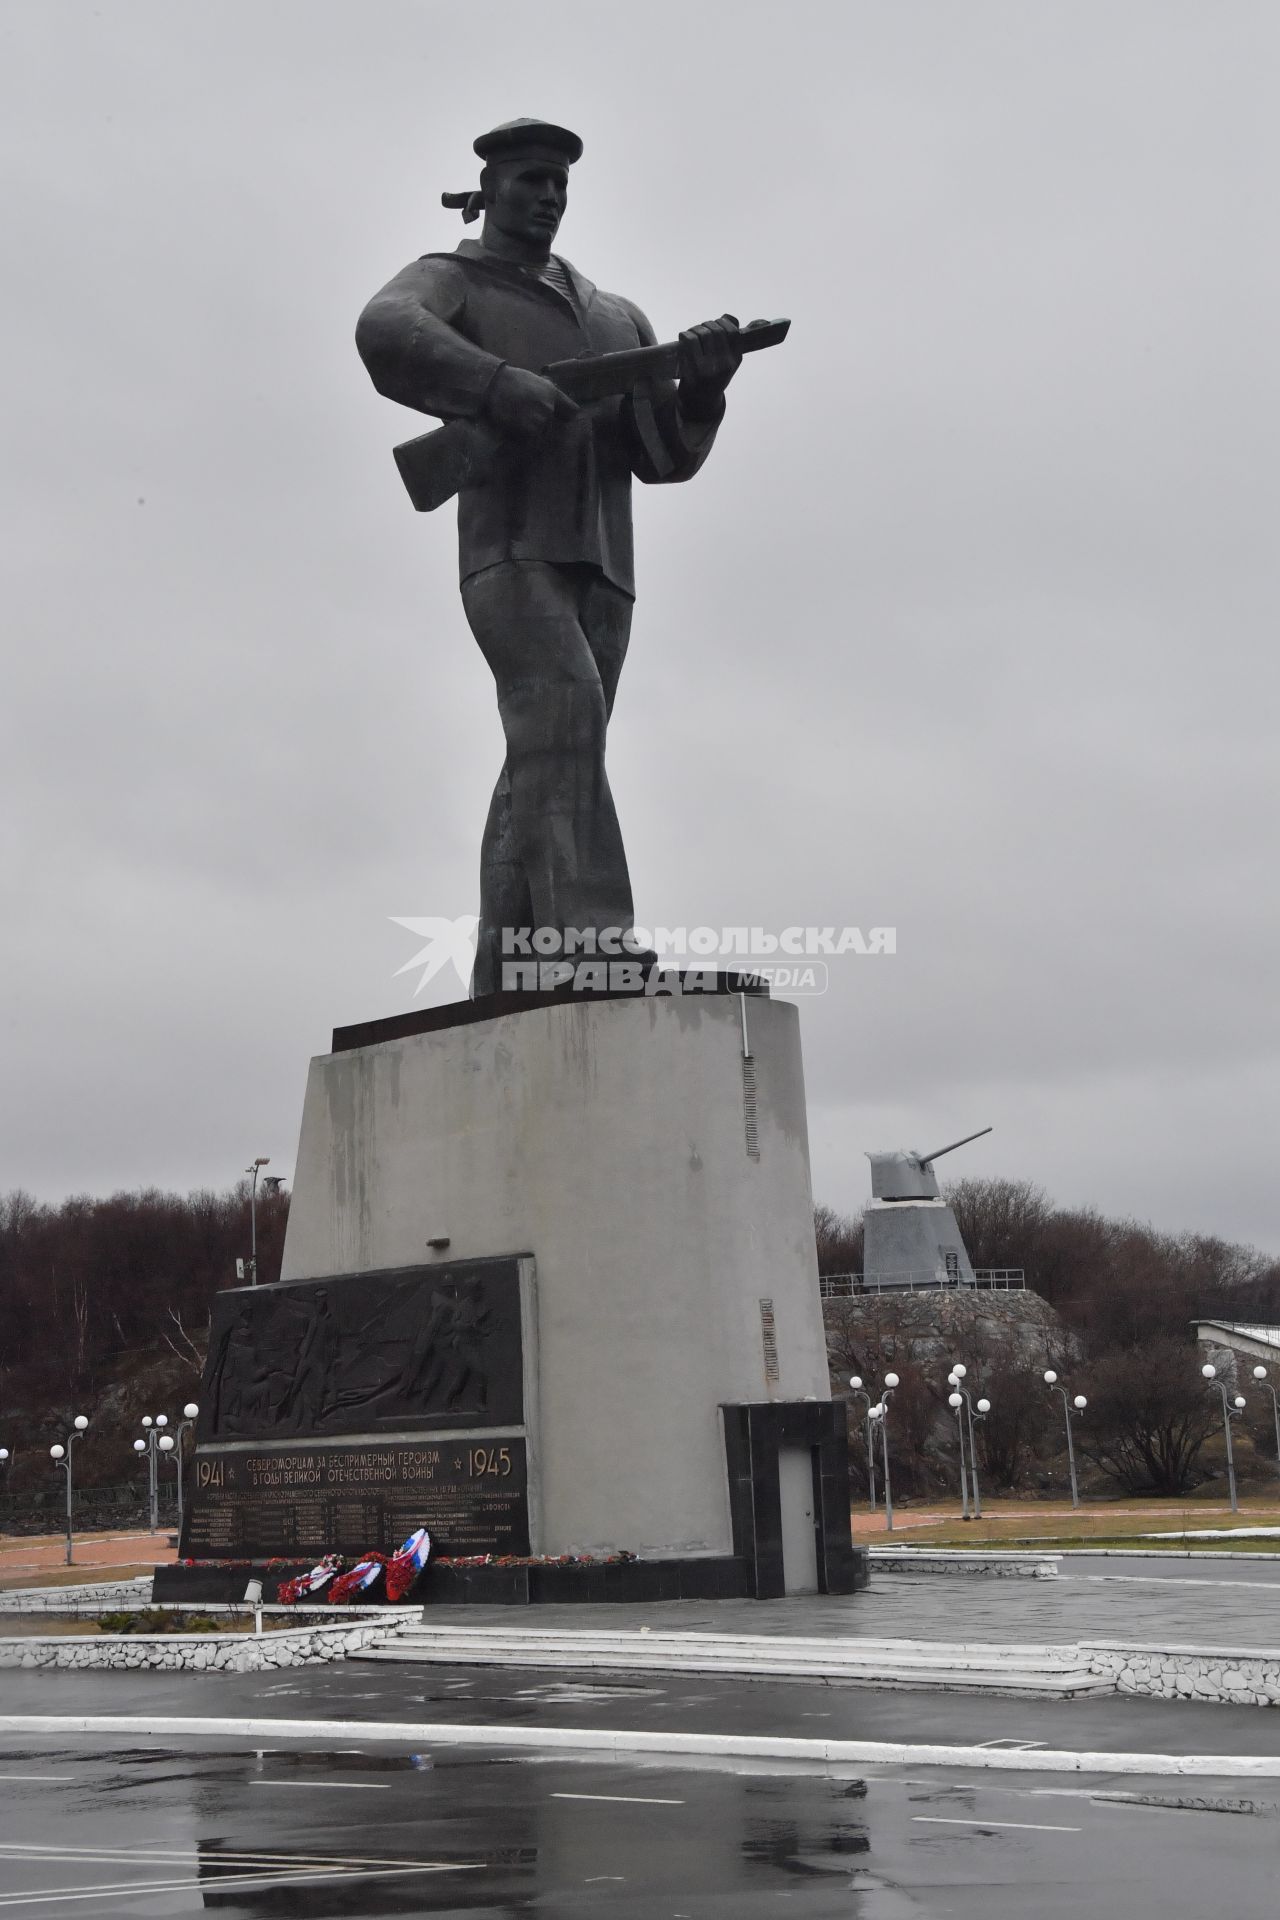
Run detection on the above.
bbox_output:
[486,157,568,247]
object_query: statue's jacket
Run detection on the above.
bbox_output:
[356,239,722,595]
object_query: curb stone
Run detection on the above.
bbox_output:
[1,1712,1278,1779]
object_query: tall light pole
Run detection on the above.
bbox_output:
[1202,1364,1246,1514]
[173,1402,199,1534]
[950,1363,990,1519]
[947,1375,970,1519]
[1044,1371,1088,1510]
[1251,1367,1280,1469]
[246,1156,270,1285]
[869,1373,900,1532]
[157,1432,176,1526]
[49,1416,88,1566]
[848,1376,876,1509]
[136,1413,171,1530]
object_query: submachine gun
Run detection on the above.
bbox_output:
[391,316,791,513]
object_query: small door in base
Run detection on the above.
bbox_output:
[777,1444,819,1594]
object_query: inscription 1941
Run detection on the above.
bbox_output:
[180,1436,530,1560]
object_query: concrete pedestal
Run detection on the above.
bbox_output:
[281,991,834,1563]
[862,1196,976,1287]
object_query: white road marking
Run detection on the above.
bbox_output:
[912,1816,1081,1833]
[248,1779,390,1789]
[0,1873,483,1904]
[0,1863,487,1910]
[0,1843,469,1869]
[552,1791,684,1805]
[1085,1573,1280,1591]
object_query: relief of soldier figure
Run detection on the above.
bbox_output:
[199,1268,520,1443]
[356,119,787,995]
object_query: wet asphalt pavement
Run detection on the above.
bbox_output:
[3,1658,1280,1757]
[1059,1550,1280,1585]
[3,1561,1280,1911]
[0,1732,1277,1916]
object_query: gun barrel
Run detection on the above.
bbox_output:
[544,316,790,405]
[919,1126,993,1167]
[391,317,791,513]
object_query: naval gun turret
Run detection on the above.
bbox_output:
[867,1127,994,1202]
[862,1127,992,1288]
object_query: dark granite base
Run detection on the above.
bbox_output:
[153,1562,348,1606]
[332,970,767,1054]
[152,1549,869,1609]
[722,1399,863,1599]
[156,1395,870,1610]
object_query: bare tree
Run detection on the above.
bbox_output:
[160,1306,208,1377]
[814,1204,862,1276]
[971,1342,1054,1489]
[1076,1338,1219,1494]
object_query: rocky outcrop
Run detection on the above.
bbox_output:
[824,1285,1072,1369]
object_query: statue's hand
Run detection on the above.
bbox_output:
[485,365,579,441]
[678,314,744,419]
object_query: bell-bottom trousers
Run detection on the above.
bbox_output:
[461,559,636,997]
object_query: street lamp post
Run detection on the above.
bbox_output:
[1251,1367,1280,1469]
[949,1363,990,1519]
[870,1373,900,1532]
[158,1432,176,1527]
[246,1156,270,1285]
[946,1376,970,1519]
[1201,1364,1246,1514]
[49,1416,88,1566]
[848,1377,877,1509]
[136,1414,171,1530]
[1044,1371,1089,1510]
[173,1402,199,1535]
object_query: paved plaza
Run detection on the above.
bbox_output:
[408,1556,1280,1652]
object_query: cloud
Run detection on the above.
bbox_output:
[1,1,1276,1252]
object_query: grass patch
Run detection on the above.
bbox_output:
[97,1608,223,1634]
[1,1608,296,1637]
[890,1529,1280,1552]
[0,1564,159,1593]
[855,1501,1280,1550]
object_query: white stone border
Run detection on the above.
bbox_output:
[0,1712,1277,1778]
[869,1549,1060,1578]
[1082,1641,1280,1708]
[0,1578,153,1612]
[0,1611,416,1672]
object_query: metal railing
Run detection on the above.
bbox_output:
[819,1269,1025,1299]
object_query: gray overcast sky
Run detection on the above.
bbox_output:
[2,2,1277,1250]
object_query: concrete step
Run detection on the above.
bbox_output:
[361,1635,1086,1669]
[373,1628,1081,1668]
[355,1627,1110,1696]
[385,1635,1090,1666]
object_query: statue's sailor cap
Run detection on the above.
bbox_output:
[473,118,583,165]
